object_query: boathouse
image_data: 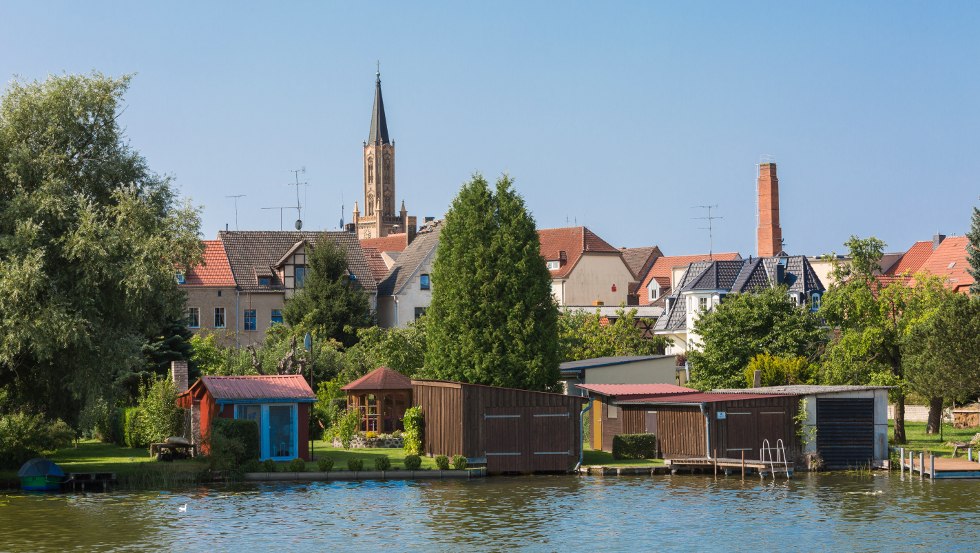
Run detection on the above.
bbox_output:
[580,384,799,461]
[342,366,412,433]
[178,375,315,461]
[713,385,891,469]
[412,379,587,474]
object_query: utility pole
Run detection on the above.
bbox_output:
[693,204,723,259]
[225,195,246,231]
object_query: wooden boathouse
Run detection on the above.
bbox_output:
[412,379,587,474]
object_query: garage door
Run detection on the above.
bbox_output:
[484,407,575,473]
[816,398,874,469]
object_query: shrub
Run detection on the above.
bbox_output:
[262,459,277,472]
[364,431,378,440]
[403,454,422,470]
[287,458,306,472]
[123,407,146,449]
[333,409,360,449]
[211,418,260,462]
[242,459,263,473]
[435,455,450,470]
[78,396,119,443]
[402,406,424,456]
[451,455,468,470]
[137,378,185,444]
[317,457,334,472]
[204,431,244,473]
[374,455,391,471]
[0,412,74,470]
[612,433,657,460]
[347,458,364,471]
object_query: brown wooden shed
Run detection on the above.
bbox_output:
[412,380,587,474]
[583,385,798,462]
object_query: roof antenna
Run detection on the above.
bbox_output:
[693,204,723,259]
[262,206,299,231]
[225,195,246,231]
[288,168,308,230]
[340,191,345,230]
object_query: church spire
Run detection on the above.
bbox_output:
[368,67,390,145]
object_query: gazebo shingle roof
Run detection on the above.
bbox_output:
[342,366,412,391]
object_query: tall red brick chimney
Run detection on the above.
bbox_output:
[757,162,783,257]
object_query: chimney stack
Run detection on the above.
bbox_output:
[757,162,783,258]
[171,360,189,394]
[933,233,946,250]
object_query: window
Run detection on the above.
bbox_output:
[175,271,186,285]
[214,307,226,328]
[187,307,200,328]
[244,309,256,331]
[271,309,283,325]
[294,266,307,288]
[258,276,271,286]
[648,281,660,301]
[415,307,427,320]
[546,260,561,271]
[698,297,709,312]
[420,274,430,290]
[811,293,821,311]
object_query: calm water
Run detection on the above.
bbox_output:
[1,473,978,552]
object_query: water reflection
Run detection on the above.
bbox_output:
[1,473,979,552]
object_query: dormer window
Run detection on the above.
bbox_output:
[175,271,186,285]
[647,280,661,301]
[546,260,561,271]
[811,293,822,311]
[258,276,271,286]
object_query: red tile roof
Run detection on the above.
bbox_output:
[915,236,974,293]
[577,383,696,397]
[183,240,236,287]
[194,375,315,401]
[360,233,409,253]
[362,247,392,283]
[538,227,620,278]
[342,366,413,391]
[885,241,933,276]
[636,252,741,306]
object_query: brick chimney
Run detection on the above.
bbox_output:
[757,162,783,258]
[170,360,189,394]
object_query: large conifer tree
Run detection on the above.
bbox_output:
[968,206,980,295]
[423,174,559,391]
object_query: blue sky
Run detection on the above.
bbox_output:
[2,2,978,256]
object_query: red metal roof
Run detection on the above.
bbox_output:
[195,375,315,401]
[617,392,793,404]
[342,366,412,391]
[183,240,236,287]
[538,227,620,278]
[577,383,696,397]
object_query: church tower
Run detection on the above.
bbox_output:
[354,70,415,240]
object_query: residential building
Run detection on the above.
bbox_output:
[351,70,417,242]
[653,256,826,354]
[376,220,442,327]
[636,252,741,309]
[180,240,238,341]
[913,235,974,293]
[538,226,635,307]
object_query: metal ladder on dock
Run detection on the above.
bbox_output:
[760,439,792,479]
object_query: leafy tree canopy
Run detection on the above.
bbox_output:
[422,174,560,391]
[687,286,826,390]
[904,292,980,408]
[282,239,374,348]
[0,73,201,421]
[559,308,669,362]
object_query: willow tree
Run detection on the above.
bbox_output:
[0,74,201,421]
[422,174,559,391]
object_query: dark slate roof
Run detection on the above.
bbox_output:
[368,73,390,145]
[652,295,687,331]
[559,355,674,374]
[686,260,745,291]
[218,231,376,292]
[730,257,772,292]
[377,220,442,297]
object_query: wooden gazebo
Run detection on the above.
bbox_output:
[341,367,413,433]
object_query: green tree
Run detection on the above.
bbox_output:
[687,286,826,390]
[743,353,814,387]
[344,319,427,378]
[423,174,559,391]
[904,292,980,433]
[968,206,980,295]
[0,74,201,422]
[819,236,947,443]
[283,239,373,348]
[559,308,669,361]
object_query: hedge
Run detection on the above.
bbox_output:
[612,433,657,460]
[211,418,260,462]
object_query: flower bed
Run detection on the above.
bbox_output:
[332,432,404,449]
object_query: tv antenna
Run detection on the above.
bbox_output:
[339,191,345,230]
[693,204,723,259]
[262,206,299,231]
[225,195,246,230]
[288,167,308,230]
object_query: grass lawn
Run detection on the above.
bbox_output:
[305,442,440,470]
[889,420,979,456]
[581,448,663,467]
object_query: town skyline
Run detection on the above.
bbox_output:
[2,2,978,256]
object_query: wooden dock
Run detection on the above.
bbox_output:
[664,456,793,478]
[899,448,980,479]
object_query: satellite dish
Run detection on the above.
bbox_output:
[295,219,303,230]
